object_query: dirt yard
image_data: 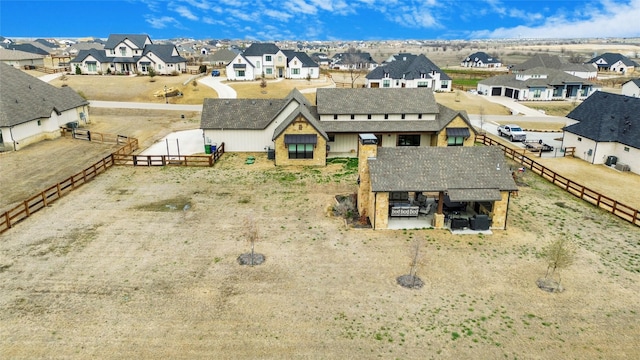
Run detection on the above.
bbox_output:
[2,70,640,359]
[1,149,639,359]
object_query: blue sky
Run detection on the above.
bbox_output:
[2,0,640,41]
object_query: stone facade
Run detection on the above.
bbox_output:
[273,115,326,166]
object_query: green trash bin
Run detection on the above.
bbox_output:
[204,144,211,154]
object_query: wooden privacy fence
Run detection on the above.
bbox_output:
[476,133,639,226]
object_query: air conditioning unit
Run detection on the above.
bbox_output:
[614,163,630,172]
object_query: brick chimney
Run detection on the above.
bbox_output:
[357,134,378,216]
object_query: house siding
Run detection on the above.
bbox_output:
[436,115,474,147]
[564,132,640,174]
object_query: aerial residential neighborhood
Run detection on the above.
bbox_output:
[1,7,640,357]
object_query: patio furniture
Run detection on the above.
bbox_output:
[469,214,490,230]
[450,217,469,230]
[390,204,420,217]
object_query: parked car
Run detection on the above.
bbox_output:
[524,139,554,152]
[211,70,220,76]
[497,124,527,142]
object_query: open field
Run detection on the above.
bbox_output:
[1,151,639,359]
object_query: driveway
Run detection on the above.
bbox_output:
[198,75,237,99]
[478,94,549,116]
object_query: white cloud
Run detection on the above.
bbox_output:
[264,9,294,21]
[180,0,211,10]
[471,0,640,39]
[145,15,180,29]
[289,0,319,15]
[174,5,199,21]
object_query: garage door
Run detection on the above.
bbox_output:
[505,88,513,98]
[491,87,502,96]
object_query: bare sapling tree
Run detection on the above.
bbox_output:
[479,107,486,132]
[538,238,575,292]
[245,215,259,266]
[397,238,426,289]
[191,80,198,91]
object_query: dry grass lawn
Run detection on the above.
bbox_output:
[1,152,639,359]
[49,74,218,104]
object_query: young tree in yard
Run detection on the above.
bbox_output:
[260,71,267,90]
[538,238,575,292]
[148,67,156,82]
[238,215,264,266]
[396,238,426,289]
[191,80,198,91]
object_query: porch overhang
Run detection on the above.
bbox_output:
[284,134,317,144]
[446,128,471,138]
[447,188,502,202]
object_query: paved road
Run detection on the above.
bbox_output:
[89,100,202,112]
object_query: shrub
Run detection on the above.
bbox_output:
[75,65,81,75]
[199,64,207,73]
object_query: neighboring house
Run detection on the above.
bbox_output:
[512,54,597,79]
[586,53,638,74]
[0,63,89,151]
[63,41,105,56]
[461,52,502,68]
[330,52,377,71]
[0,48,45,68]
[282,50,319,79]
[563,92,640,174]
[478,67,596,101]
[621,79,640,97]
[225,43,319,80]
[310,53,331,67]
[365,54,452,91]
[356,137,517,230]
[69,34,186,75]
[206,48,240,66]
[2,42,50,56]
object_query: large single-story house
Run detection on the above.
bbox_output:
[200,87,476,164]
[225,43,319,80]
[356,135,518,230]
[478,67,596,101]
[330,52,377,71]
[365,54,451,91]
[0,63,89,151]
[586,53,638,74]
[69,34,187,75]
[511,54,597,79]
[622,79,640,97]
[563,92,640,175]
[461,52,502,68]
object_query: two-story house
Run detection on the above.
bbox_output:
[69,34,187,75]
[365,54,451,91]
[225,43,319,80]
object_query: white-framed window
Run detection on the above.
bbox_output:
[86,62,97,72]
[119,47,126,56]
[237,70,245,77]
[441,81,448,89]
[383,79,390,88]
[288,143,314,159]
[265,55,272,62]
[256,61,260,68]
[266,68,272,75]
[292,68,300,75]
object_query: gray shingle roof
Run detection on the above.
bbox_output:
[104,34,150,50]
[0,48,45,61]
[316,87,439,115]
[366,54,451,81]
[281,50,318,67]
[242,43,281,56]
[142,44,187,63]
[463,52,501,64]
[368,146,518,193]
[565,91,640,149]
[479,67,593,89]
[70,48,110,63]
[0,63,88,127]
[513,54,595,73]
[2,43,50,55]
[586,52,638,67]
